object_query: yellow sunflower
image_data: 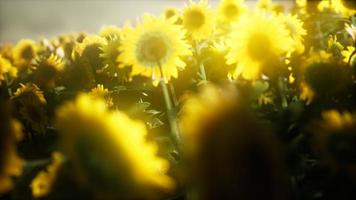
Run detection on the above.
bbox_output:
[33,54,65,89]
[12,39,38,72]
[31,152,64,198]
[12,83,47,133]
[225,13,294,80]
[0,55,17,84]
[55,94,174,198]
[342,46,356,64]
[72,35,107,70]
[99,25,121,40]
[118,14,191,85]
[89,84,113,107]
[182,0,214,41]
[312,110,356,169]
[280,14,307,54]
[318,0,356,16]
[217,0,247,24]
[0,102,23,195]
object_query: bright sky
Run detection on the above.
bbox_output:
[0,0,292,43]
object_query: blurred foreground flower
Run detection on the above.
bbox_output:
[313,110,356,169]
[179,84,290,200]
[0,101,23,195]
[55,94,174,199]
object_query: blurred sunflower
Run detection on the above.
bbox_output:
[280,14,307,54]
[12,39,38,72]
[182,0,214,41]
[33,54,64,89]
[226,13,294,80]
[99,25,121,40]
[163,7,181,24]
[342,46,356,64]
[89,84,113,107]
[55,94,174,198]
[0,101,23,195]
[12,83,47,133]
[179,84,290,200]
[118,14,191,85]
[313,110,356,169]
[0,55,17,85]
[299,81,315,105]
[72,35,107,70]
[31,152,64,198]
[318,0,356,16]
[217,0,247,24]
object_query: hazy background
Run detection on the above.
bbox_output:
[0,0,292,43]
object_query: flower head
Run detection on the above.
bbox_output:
[0,55,17,84]
[118,14,191,85]
[56,94,174,197]
[226,13,294,80]
[33,54,65,88]
[12,39,38,72]
[217,0,247,24]
[182,0,214,41]
[280,14,307,54]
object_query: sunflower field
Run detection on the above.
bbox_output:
[0,0,356,199]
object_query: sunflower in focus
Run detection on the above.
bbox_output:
[118,14,191,85]
[89,84,113,107]
[182,0,214,41]
[0,55,17,84]
[12,83,47,133]
[226,13,294,80]
[280,14,307,54]
[33,54,64,89]
[12,39,38,72]
[217,0,247,24]
[31,152,64,198]
[55,94,174,197]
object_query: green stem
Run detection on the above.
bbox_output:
[278,77,288,109]
[158,63,180,144]
[194,41,207,81]
[4,74,12,97]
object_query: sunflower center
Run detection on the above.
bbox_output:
[26,104,43,123]
[21,46,35,60]
[224,4,239,19]
[136,33,169,65]
[185,10,205,30]
[247,33,272,61]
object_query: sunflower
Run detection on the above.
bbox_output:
[99,25,121,40]
[342,46,356,64]
[118,14,191,85]
[0,55,17,84]
[31,152,64,198]
[55,94,174,197]
[280,14,307,54]
[72,35,107,70]
[12,83,47,133]
[0,101,23,195]
[12,39,38,72]
[89,84,113,107]
[33,54,64,89]
[225,13,294,80]
[313,110,356,169]
[217,0,247,24]
[182,0,214,41]
[318,0,356,16]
